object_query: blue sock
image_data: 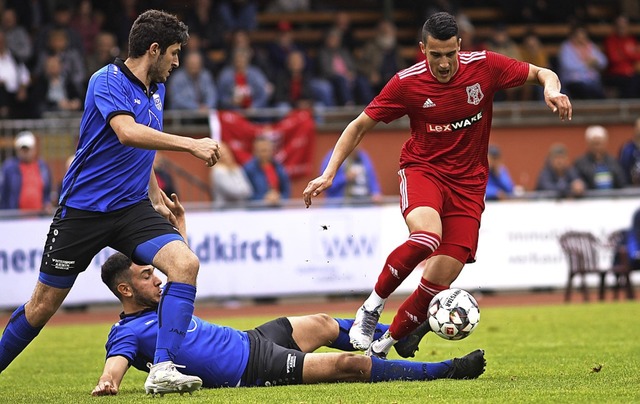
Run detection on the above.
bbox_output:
[369,356,453,382]
[0,305,43,373]
[329,318,390,351]
[154,282,196,364]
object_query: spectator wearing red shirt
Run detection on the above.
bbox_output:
[603,15,640,98]
[0,131,52,211]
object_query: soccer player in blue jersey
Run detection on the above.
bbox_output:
[91,194,486,396]
[0,10,220,395]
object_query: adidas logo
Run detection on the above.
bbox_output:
[422,98,436,108]
[388,264,399,279]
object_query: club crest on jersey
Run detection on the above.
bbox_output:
[466,83,484,105]
[153,93,162,110]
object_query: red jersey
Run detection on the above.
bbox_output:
[364,50,529,195]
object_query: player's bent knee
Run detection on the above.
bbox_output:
[334,353,370,381]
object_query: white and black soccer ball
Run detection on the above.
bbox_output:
[427,288,480,340]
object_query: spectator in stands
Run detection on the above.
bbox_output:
[70,0,104,55]
[603,15,640,99]
[558,24,607,100]
[217,47,271,110]
[34,28,86,100]
[185,0,228,55]
[167,51,217,111]
[7,0,50,36]
[619,117,640,186]
[331,11,359,53]
[243,135,291,206]
[357,20,407,95]
[574,125,626,190]
[456,16,484,52]
[0,30,30,119]
[273,50,315,110]
[0,131,52,211]
[211,141,253,207]
[318,28,374,106]
[85,31,120,76]
[34,1,83,55]
[487,25,523,102]
[266,21,334,107]
[218,0,258,32]
[519,30,549,101]
[31,54,82,116]
[1,8,33,64]
[265,0,310,13]
[536,143,585,198]
[485,145,515,201]
[224,29,271,83]
[320,146,382,203]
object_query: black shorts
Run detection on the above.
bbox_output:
[40,200,180,276]
[240,317,306,387]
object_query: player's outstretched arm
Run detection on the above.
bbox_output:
[91,356,129,396]
[526,64,572,121]
[110,114,221,167]
[303,112,378,207]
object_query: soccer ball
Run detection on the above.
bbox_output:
[427,288,480,340]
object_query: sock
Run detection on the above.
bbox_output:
[362,290,385,312]
[329,318,389,351]
[374,231,440,298]
[388,278,447,340]
[369,356,453,382]
[0,305,43,373]
[154,282,196,364]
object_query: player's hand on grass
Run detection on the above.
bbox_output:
[303,175,333,208]
[544,90,572,121]
[91,378,118,396]
[192,137,221,167]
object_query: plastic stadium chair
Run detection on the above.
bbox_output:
[559,231,607,302]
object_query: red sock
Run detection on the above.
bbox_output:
[388,278,448,340]
[374,231,440,298]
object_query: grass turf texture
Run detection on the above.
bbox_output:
[0,301,639,403]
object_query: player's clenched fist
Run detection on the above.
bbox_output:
[191,137,221,167]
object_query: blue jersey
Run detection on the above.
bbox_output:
[59,59,164,212]
[105,309,250,388]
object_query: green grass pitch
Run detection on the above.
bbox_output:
[0,301,639,403]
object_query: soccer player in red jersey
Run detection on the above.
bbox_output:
[302,12,572,358]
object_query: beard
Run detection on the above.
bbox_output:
[149,59,169,83]
[133,292,160,310]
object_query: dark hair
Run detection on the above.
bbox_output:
[101,252,133,300]
[128,9,189,58]
[422,12,458,42]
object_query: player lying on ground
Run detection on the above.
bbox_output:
[92,194,485,396]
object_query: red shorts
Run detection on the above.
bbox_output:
[398,167,485,263]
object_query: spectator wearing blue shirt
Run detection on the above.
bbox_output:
[619,117,640,186]
[320,146,382,202]
[243,135,291,206]
[485,145,514,201]
[536,143,585,198]
[167,51,217,111]
[558,24,607,100]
